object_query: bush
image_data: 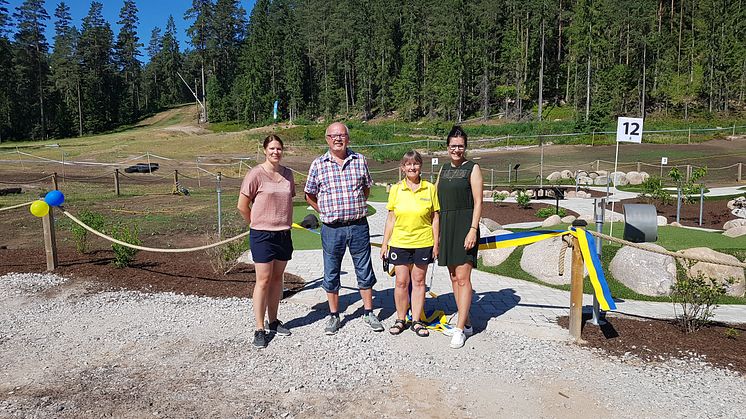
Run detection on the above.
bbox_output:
[640,176,671,205]
[204,230,249,275]
[110,224,141,268]
[670,266,733,333]
[535,207,567,218]
[70,210,105,254]
[515,190,531,208]
[492,191,508,205]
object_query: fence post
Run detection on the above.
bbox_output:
[738,163,743,182]
[595,159,600,172]
[490,169,494,189]
[506,134,510,147]
[173,169,179,192]
[52,172,59,190]
[42,208,58,271]
[591,130,595,146]
[688,127,691,144]
[216,172,222,238]
[114,169,120,196]
[569,219,587,341]
[686,164,691,182]
[636,161,641,172]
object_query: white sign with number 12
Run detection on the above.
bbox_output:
[616,117,644,143]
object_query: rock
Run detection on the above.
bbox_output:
[656,216,668,226]
[610,244,677,296]
[509,191,518,197]
[724,219,746,230]
[593,176,609,186]
[526,190,535,198]
[596,170,608,177]
[576,170,588,178]
[733,208,746,219]
[480,217,502,232]
[385,184,392,192]
[639,171,650,181]
[578,214,594,223]
[546,171,562,181]
[521,237,584,285]
[561,215,576,224]
[480,230,517,267]
[541,215,562,227]
[723,226,746,238]
[626,171,644,185]
[577,176,593,185]
[670,221,682,227]
[483,190,493,199]
[560,170,574,179]
[677,247,745,297]
[609,172,629,186]
[588,172,599,179]
[565,190,577,198]
[726,196,745,210]
[577,191,591,198]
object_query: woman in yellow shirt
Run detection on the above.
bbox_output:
[380,150,440,337]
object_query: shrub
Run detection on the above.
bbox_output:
[724,328,740,339]
[204,230,249,275]
[515,190,531,208]
[670,266,733,333]
[668,166,707,204]
[640,176,671,205]
[492,191,508,205]
[535,207,567,218]
[110,224,141,268]
[70,210,105,254]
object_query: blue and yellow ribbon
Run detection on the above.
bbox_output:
[478,229,617,311]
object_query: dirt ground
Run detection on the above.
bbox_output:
[619,196,740,230]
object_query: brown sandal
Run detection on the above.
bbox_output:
[410,321,430,337]
[389,319,407,335]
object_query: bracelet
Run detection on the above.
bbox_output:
[470,226,478,230]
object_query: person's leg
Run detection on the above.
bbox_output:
[409,264,428,324]
[321,224,346,313]
[348,221,376,309]
[253,261,273,330]
[266,260,288,322]
[452,263,473,329]
[393,264,412,321]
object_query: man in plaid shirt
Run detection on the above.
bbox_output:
[305,122,384,335]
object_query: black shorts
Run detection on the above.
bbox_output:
[388,246,433,266]
[249,229,293,263]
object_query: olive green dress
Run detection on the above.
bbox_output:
[437,160,479,266]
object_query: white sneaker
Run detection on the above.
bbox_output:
[449,328,466,349]
[443,325,473,337]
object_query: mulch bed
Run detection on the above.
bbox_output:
[0,247,305,299]
[557,314,746,374]
[481,201,579,226]
[618,197,739,230]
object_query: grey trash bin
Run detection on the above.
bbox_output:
[623,204,658,243]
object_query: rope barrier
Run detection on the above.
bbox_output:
[118,173,165,182]
[0,175,54,185]
[586,230,746,269]
[0,201,34,212]
[62,209,250,253]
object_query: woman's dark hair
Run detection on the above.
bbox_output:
[400,150,423,167]
[446,125,468,147]
[263,134,284,149]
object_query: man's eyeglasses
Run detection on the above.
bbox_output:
[327,133,349,140]
[448,144,465,150]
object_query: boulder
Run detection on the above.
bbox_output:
[726,197,745,210]
[723,226,746,238]
[576,191,591,198]
[588,172,599,179]
[521,236,585,285]
[546,171,562,181]
[596,170,608,177]
[483,190,493,199]
[670,221,682,227]
[560,170,574,179]
[656,216,668,226]
[576,170,588,178]
[577,176,593,185]
[733,208,746,219]
[677,247,745,297]
[639,171,650,181]
[509,191,518,197]
[480,229,517,267]
[541,215,562,227]
[565,190,577,198]
[724,219,746,230]
[593,176,609,186]
[609,171,628,186]
[610,244,677,296]
[480,217,502,232]
[561,215,576,224]
[626,171,644,185]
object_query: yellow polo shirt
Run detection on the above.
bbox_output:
[386,180,440,248]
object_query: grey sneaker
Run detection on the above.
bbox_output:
[363,312,384,332]
[325,315,341,335]
[265,320,291,336]
[253,330,267,349]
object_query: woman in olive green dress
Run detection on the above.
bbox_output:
[436,126,483,349]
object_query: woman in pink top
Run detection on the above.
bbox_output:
[237,135,295,349]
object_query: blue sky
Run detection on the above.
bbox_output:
[6,0,256,61]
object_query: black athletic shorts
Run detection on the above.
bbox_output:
[388,246,433,266]
[249,229,293,263]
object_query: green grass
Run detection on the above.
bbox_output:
[367,185,389,202]
[207,121,248,133]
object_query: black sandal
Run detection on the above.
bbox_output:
[410,321,430,337]
[389,319,407,335]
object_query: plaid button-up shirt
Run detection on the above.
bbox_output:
[304,149,373,224]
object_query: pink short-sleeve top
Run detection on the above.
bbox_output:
[240,165,295,231]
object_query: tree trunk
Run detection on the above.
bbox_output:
[538,17,545,121]
[677,0,684,73]
[585,23,591,121]
[641,42,647,118]
[77,81,83,137]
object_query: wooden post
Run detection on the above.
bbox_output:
[569,220,587,341]
[595,159,600,172]
[42,208,58,271]
[52,172,59,190]
[173,169,179,191]
[591,130,595,146]
[636,161,641,172]
[688,127,691,144]
[114,169,120,196]
[738,163,743,182]
[686,165,691,182]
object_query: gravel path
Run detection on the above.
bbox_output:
[1,272,744,418]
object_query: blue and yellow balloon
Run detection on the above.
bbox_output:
[29,190,65,218]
